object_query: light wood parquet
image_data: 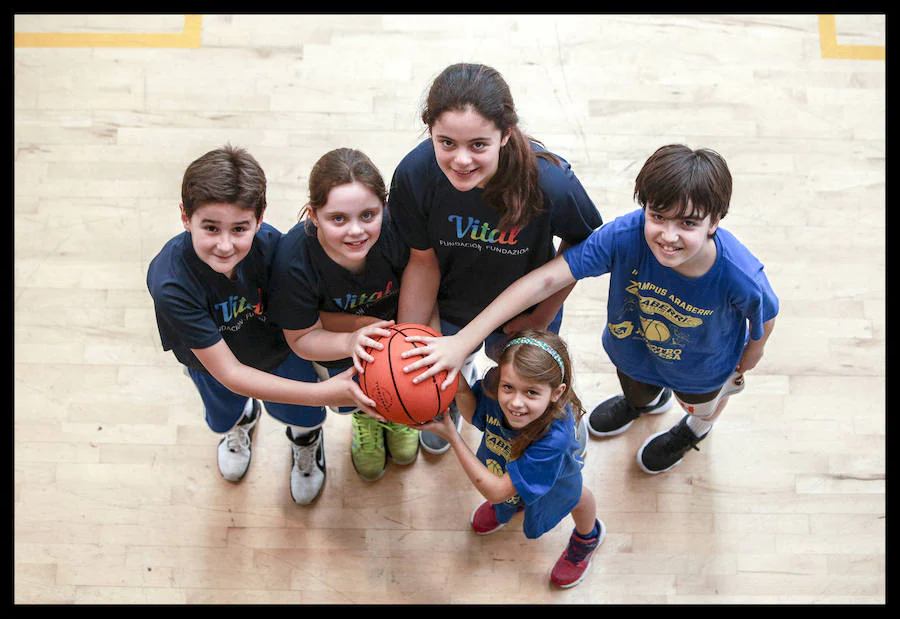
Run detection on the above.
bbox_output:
[14,14,885,605]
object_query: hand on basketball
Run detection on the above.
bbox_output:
[401,333,469,391]
[419,408,459,441]
[350,319,396,373]
[333,366,384,421]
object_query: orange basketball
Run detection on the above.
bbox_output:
[359,323,459,425]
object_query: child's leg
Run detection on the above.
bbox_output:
[185,367,261,482]
[551,486,605,588]
[186,366,255,433]
[570,486,598,537]
[618,370,668,408]
[637,372,745,475]
[588,370,674,437]
[675,371,745,436]
[264,353,328,504]
[470,499,524,535]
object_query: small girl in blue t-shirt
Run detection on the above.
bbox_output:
[421,328,605,589]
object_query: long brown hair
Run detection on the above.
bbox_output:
[421,63,561,231]
[482,329,584,460]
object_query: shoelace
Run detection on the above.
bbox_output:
[225,426,251,453]
[670,421,703,451]
[354,415,385,451]
[383,421,417,437]
[563,535,596,564]
[291,439,318,473]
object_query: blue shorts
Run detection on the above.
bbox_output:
[187,352,326,433]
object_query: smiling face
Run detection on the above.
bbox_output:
[643,203,720,278]
[430,107,510,192]
[496,361,567,431]
[181,202,261,279]
[309,181,384,273]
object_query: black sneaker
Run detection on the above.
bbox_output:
[587,389,673,437]
[637,415,708,474]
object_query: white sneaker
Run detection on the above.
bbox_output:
[287,427,326,505]
[217,399,260,482]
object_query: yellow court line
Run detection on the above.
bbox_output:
[13,14,202,48]
[819,14,885,60]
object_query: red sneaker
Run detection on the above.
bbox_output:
[550,519,606,588]
[470,501,506,534]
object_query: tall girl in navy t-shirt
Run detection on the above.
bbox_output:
[388,62,603,455]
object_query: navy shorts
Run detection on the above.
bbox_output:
[187,351,327,433]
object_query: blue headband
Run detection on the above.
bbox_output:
[503,337,565,376]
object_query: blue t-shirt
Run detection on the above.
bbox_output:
[388,138,603,330]
[470,380,584,540]
[146,222,290,373]
[268,216,409,369]
[564,208,780,393]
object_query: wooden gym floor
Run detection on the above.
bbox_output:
[13,15,885,605]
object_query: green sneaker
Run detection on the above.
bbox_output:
[385,421,419,465]
[350,412,386,481]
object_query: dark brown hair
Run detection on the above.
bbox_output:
[181,144,266,220]
[482,329,584,460]
[634,144,732,222]
[299,147,387,222]
[421,63,561,231]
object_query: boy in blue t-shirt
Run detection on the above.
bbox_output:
[403,144,779,475]
[147,145,375,504]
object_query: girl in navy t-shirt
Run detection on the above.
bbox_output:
[387,63,603,455]
[268,148,419,483]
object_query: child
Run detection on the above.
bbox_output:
[388,62,604,455]
[421,329,604,588]
[147,144,376,505]
[268,148,418,483]
[403,144,779,474]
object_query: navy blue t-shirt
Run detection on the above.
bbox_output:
[388,138,603,330]
[147,222,290,373]
[268,215,409,369]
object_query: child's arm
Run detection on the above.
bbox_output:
[736,316,776,374]
[283,319,396,372]
[402,253,577,388]
[193,340,383,419]
[452,375,476,425]
[318,312,383,333]
[499,240,577,335]
[420,411,517,505]
[396,248,440,327]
